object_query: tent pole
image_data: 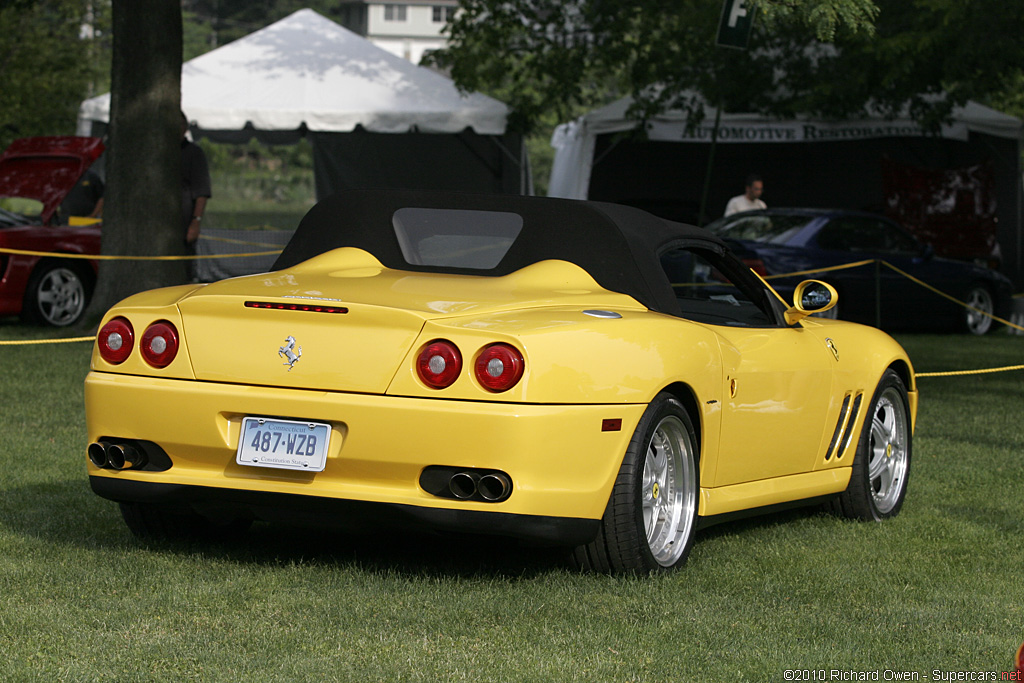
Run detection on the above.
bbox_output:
[697,104,723,226]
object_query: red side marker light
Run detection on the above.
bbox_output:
[602,419,622,432]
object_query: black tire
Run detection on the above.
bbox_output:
[963,284,995,335]
[119,502,253,541]
[830,369,911,521]
[573,394,699,573]
[22,260,93,327]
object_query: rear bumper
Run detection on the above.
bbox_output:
[85,371,645,541]
[90,477,601,546]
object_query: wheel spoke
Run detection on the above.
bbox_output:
[636,414,697,567]
[863,386,910,514]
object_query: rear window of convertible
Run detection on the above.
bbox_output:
[392,207,524,269]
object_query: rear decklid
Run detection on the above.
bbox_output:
[0,136,104,224]
[176,248,644,393]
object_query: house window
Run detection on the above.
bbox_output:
[432,6,455,22]
[384,4,407,21]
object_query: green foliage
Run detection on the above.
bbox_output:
[0,331,1022,679]
[431,0,1024,134]
[986,73,1024,121]
[0,0,108,149]
[752,0,879,40]
[182,9,215,61]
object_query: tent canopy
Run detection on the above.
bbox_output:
[77,8,508,136]
[78,9,528,199]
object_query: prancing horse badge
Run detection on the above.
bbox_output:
[278,335,302,370]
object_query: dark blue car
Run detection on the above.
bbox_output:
[705,208,1014,335]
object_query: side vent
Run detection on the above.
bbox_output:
[824,394,852,461]
[836,393,864,459]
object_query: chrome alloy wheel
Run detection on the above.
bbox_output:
[866,387,910,515]
[964,286,994,335]
[36,266,87,326]
[642,415,698,567]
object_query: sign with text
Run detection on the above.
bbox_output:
[646,119,971,143]
[717,0,755,49]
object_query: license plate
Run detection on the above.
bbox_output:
[236,417,331,472]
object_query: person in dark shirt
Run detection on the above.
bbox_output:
[60,167,104,221]
[180,111,211,252]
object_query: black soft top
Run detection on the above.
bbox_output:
[273,189,730,315]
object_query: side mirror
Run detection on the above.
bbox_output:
[784,280,838,325]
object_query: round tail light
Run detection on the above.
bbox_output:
[97,317,134,364]
[416,340,462,389]
[475,343,524,392]
[140,321,179,368]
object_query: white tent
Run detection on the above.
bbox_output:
[78,9,528,195]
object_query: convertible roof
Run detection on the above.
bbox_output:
[273,189,727,314]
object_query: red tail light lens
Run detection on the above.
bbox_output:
[475,343,524,392]
[416,340,462,389]
[97,317,134,365]
[140,321,179,368]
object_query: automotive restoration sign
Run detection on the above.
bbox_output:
[646,119,973,143]
[717,0,755,49]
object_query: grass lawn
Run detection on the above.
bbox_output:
[0,326,1021,682]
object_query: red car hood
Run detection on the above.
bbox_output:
[0,136,105,224]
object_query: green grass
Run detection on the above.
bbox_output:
[0,328,1022,681]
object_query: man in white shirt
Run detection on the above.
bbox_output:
[724,174,766,216]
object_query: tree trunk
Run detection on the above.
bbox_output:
[82,0,184,329]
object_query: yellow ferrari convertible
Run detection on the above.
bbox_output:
[85,190,916,573]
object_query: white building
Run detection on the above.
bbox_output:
[336,1,458,64]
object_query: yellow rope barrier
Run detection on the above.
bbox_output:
[916,365,1024,378]
[0,247,281,261]
[761,257,1024,334]
[763,259,876,280]
[0,336,95,345]
[879,260,1024,334]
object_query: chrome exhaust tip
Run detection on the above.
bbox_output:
[478,472,512,502]
[106,443,145,471]
[88,442,110,469]
[449,471,480,500]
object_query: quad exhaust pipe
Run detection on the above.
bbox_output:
[88,441,146,471]
[478,472,512,502]
[448,470,512,503]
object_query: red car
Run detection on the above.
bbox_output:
[0,136,104,326]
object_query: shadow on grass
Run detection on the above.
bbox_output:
[697,504,833,540]
[3,478,842,579]
[1,479,570,579]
